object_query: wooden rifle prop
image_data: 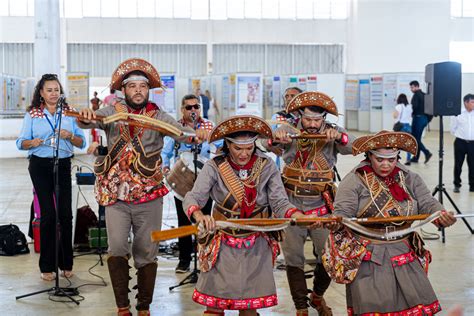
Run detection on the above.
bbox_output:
[65,110,195,138]
[151,213,472,242]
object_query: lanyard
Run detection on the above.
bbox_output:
[44,110,60,134]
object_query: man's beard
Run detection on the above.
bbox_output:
[125,92,149,110]
[302,122,325,134]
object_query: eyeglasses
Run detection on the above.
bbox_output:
[184,104,200,111]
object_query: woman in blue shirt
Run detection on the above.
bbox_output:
[16,74,86,281]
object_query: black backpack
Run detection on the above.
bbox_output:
[0,224,30,256]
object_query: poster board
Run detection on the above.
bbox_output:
[369,75,383,132]
[150,74,176,117]
[235,74,263,116]
[66,72,89,110]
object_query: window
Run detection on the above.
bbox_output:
[210,0,226,19]
[450,42,474,72]
[297,0,313,19]
[261,0,278,19]
[155,0,173,18]
[137,0,155,18]
[451,0,474,18]
[9,0,28,16]
[101,0,119,17]
[227,0,244,19]
[119,0,137,18]
[0,1,9,16]
[191,0,209,19]
[2,0,348,19]
[279,0,296,19]
[173,0,191,18]
[245,0,262,19]
[64,0,83,18]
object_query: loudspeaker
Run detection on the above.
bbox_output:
[424,61,461,116]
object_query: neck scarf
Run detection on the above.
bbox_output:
[227,154,258,218]
[358,163,409,202]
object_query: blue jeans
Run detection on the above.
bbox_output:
[411,115,430,161]
[400,123,412,161]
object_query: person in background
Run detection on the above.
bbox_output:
[393,93,413,165]
[161,94,221,273]
[451,93,474,193]
[409,80,432,164]
[104,88,118,107]
[90,91,103,111]
[195,88,210,119]
[16,74,86,282]
[205,89,220,123]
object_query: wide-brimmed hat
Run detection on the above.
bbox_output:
[286,91,339,116]
[208,115,273,143]
[352,130,418,156]
[110,58,161,90]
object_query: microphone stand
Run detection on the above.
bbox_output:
[169,114,201,291]
[17,96,80,304]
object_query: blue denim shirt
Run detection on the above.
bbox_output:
[161,118,223,168]
[16,107,86,158]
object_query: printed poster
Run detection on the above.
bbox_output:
[66,72,89,109]
[306,75,318,91]
[344,76,359,110]
[150,75,176,116]
[236,74,262,116]
[359,78,370,111]
[383,74,398,112]
[370,75,383,110]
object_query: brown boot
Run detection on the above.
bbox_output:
[117,307,132,316]
[107,256,132,310]
[203,310,225,315]
[135,262,157,312]
[296,309,308,316]
[309,292,333,316]
[286,266,309,310]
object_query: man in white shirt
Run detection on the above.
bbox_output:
[451,93,474,193]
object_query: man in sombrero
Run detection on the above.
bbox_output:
[77,58,208,316]
[273,91,354,316]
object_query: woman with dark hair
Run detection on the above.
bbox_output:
[325,131,456,315]
[16,74,86,281]
[393,93,413,165]
[183,115,314,316]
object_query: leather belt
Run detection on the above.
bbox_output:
[284,182,321,197]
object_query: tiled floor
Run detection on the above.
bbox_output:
[0,131,472,315]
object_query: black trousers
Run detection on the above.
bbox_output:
[453,138,474,188]
[174,196,212,263]
[28,155,73,273]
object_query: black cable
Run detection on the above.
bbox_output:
[75,258,107,290]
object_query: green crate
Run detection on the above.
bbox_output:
[88,227,107,238]
[89,237,108,248]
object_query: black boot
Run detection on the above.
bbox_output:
[134,262,158,312]
[107,256,132,312]
[286,265,309,310]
